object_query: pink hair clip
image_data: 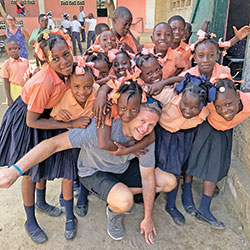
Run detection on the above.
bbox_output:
[75,65,85,75]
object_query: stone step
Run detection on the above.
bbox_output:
[222,158,250,242]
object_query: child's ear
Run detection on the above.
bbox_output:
[112,17,116,25]
[216,52,219,61]
[236,91,240,101]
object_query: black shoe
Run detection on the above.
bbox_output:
[65,217,78,240]
[36,203,62,217]
[181,194,197,216]
[183,204,197,216]
[195,210,225,230]
[24,223,48,244]
[213,185,220,198]
[76,204,88,217]
[165,207,186,226]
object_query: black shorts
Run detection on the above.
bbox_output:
[79,158,142,201]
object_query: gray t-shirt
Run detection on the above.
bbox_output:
[69,119,155,177]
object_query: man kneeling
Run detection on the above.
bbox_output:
[0,101,176,244]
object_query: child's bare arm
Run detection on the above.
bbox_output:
[97,124,118,151]
[110,130,155,157]
[146,76,184,96]
[3,78,13,106]
[93,84,112,128]
[222,26,250,49]
[170,68,184,77]
[128,30,144,51]
[53,109,73,122]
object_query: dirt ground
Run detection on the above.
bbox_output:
[0,47,249,250]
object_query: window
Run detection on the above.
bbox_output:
[97,0,107,17]
[172,0,192,9]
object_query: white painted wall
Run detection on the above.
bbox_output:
[145,0,155,29]
[38,0,45,14]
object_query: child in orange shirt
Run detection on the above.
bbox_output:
[51,64,98,220]
[140,64,215,226]
[111,6,138,54]
[93,50,135,127]
[143,22,185,78]
[87,30,119,62]
[0,31,88,243]
[180,35,233,229]
[168,15,192,70]
[1,38,31,105]
[185,79,250,229]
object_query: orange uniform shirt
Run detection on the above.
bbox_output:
[173,40,192,70]
[1,57,31,86]
[21,65,69,113]
[179,63,232,84]
[51,83,99,120]
[154,86,209,132]
[143,44,185,78]
[207,91,250,131]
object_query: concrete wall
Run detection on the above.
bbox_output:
[155,0,193,24]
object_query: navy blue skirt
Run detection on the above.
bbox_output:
[186,121,233,183]
[155,123,197,175]
[0,97,78,182]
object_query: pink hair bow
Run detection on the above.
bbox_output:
[85,62,100,78]
[190,29,216,51]
[50,28,73,51]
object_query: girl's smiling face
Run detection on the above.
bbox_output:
[179,92,202,119]
[99,31,117,52]
[117,92,141,123]
[151,23,173,54]
[214,88,240,121]
[139,57,163,84]
[169,20,185,45]
[70,72,94,107]
[194,42,219,77]
[45,41,73,78]
[112,53,131,78]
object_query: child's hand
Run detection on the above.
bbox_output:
[108,142,129,156]
[131,148,149,158]
[144,81,165,96]
[233,25,250,40]
[118,42,134,53]
[55,109,72,122]
[93,95,107,129]
[71,116,91,128]
[7,97,13,106]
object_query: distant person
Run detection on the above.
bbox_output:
[1,38,31,105]
[5,14,29,59]
[78,5,86,42]
[61,13,71,36]
[47,11,55,30]
[29,14,50,66]
[16,0,26,17]
[70,15,83,56]
[85,13,97,49]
